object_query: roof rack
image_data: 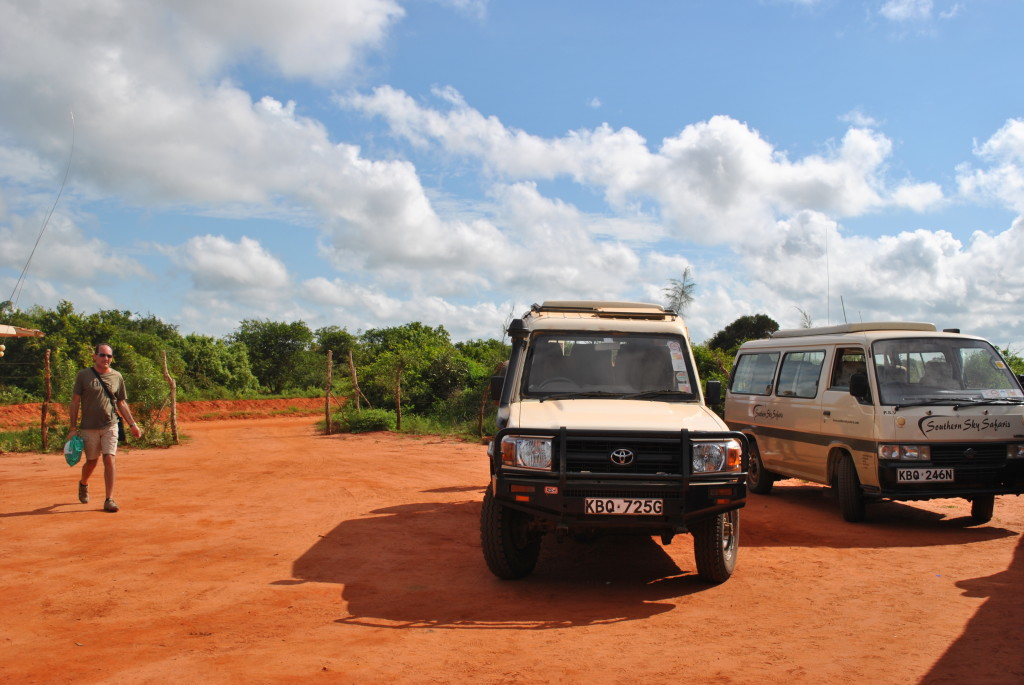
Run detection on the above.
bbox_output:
[531,301,675,320]
[771,321,937,339]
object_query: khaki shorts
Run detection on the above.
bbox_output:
[81,426,119,460]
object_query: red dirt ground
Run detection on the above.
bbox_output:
[1,400,1022,684]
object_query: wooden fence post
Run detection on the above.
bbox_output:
[162,351,179,444]
[325,350,332,435]
[41,349,51,450]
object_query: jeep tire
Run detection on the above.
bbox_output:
[481,487,541,579]
[692,509,739,584]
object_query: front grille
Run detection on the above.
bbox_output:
[930,443,1006,469]
[563,436,684,475]
[564,488,682,499]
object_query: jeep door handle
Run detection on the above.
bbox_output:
[823,410,831,416]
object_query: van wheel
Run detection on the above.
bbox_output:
[970,495,994,524]
[836,456,866,523]
[746,442,776,495]
[692,509,739,584]
[480,488,541,579]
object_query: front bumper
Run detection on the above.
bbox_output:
[489,426,748,533]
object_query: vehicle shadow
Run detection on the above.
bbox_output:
[287,499,710,630]
[742,483,1017,550]
[919,534,1024,683]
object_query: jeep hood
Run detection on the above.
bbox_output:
[510,399,727,432]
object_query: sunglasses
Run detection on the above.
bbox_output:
[96,353,113,358]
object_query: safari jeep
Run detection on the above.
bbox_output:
[724,322,1024,523]
[482,301,748,583]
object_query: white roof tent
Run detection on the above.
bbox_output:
[0,324,45,338]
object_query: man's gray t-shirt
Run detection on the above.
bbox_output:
[72,368,127,430]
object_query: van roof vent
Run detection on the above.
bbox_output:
[771,321,937,338]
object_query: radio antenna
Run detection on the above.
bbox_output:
[8,108,75,308]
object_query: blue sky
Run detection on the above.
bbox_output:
[2,0,1023,347]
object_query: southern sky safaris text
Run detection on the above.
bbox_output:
[919,416,1012,434]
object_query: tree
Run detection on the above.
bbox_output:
[175,334,259,395]
[231,319,314,393]
[663,267,697,314]
[359,322,464,417]
[706,314,779,352]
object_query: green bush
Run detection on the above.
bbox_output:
[333,406,397,433]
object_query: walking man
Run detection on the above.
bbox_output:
[67,343,143,512]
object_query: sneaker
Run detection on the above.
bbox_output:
[104,498,119,513]
[78,482,89,504]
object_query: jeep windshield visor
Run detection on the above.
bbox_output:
[523,333,697,399]
[873,338,1024,407]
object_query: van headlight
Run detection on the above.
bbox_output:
[692,440,743,473]
[501,436,553,470]
[1008,444,1024,460]
[879,444,931,461]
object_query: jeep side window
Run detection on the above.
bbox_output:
[729,352,779,395]
[776,351,825,398]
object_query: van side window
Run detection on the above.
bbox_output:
[776,351,825,398]
[828,348,867,390]
[729,352,779,395]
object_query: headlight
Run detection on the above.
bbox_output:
[879,444,931,461]
[501,436,553,470]
[692,440,742,473]
[1008,444,1024,460]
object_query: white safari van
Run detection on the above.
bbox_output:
[724,322,1024,523]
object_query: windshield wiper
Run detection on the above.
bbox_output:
[538,391,622,403]
[893,397,975,410]
[620,390,691,401]
[894,396,1024,410]
[951,397,1024,409]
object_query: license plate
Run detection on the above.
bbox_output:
[584,498,663,515]
[897,468,954,483]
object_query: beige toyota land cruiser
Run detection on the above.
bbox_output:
[481,301,748,583]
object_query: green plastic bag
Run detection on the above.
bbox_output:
[64,435,84,467]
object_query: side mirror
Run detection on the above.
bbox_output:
[849,372,870,400]
[705,380,722,405]
[489,375,505,402]
[1018,374,1024,389]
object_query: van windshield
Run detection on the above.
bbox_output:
[873,338,1024,406]
[523,333,697,400]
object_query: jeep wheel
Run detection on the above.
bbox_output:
[746,441,776,495]
[970,495,994,524]
[692,509,739,584]
[836,455,866,523]
[480,488,541,579]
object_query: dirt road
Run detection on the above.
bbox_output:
[1,407,1022,684]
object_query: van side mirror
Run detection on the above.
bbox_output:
[849,372,870,400]
[705,380,722,405]
[1018,374,1024,389]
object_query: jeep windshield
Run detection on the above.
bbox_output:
[873,337,1024,407]
[523,332,698,400]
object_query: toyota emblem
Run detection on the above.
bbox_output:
[610,448,635,466]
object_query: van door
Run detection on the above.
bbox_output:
[822,347,876,482]
[772,349,826,481]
